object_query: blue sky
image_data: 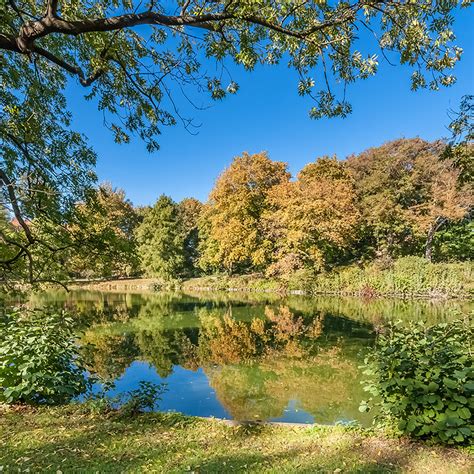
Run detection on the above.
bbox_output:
[69,10,473,206]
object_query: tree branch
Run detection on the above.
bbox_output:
[0,170,34,244]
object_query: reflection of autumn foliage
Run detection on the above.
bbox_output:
[265,305,324,357]
[81,329,139,381]
[265,306,304,340]
[199,313,258,365]
[205,346,371,424]
[199,306,326,365]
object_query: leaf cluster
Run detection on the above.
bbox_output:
[361,317,473,445]
[0,308,89,405]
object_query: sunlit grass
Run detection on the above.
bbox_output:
[1,405,472,473]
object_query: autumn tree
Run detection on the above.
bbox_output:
[1,0,469,284]
[136,195,185,280]
[404,158,472,261]
[199,152,290,274]
[68,183,141,278]
[266,157,360,273]
[347,138,472,261]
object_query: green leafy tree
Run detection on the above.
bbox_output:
[178,198,203,276]
[136,195,185,280]
[433,217,474,262]
[68,183,141,278]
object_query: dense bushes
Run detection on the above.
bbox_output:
[0,310,89,405]
[180,258,473,298]
[309,257,473,298]
[361,318,473,445]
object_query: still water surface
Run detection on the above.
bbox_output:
[26,290,472,425]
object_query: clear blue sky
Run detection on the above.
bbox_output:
[68,10,473,206]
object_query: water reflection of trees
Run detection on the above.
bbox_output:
[82,328,138,381]
[197,306,326,364]
[25,290,469,423]
[77,296,374,423]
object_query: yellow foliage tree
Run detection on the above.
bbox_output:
[199,152,290,273]
[265,157,360,273]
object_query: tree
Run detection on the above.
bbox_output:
[443,95,474,184]
[136,195,185,280]
[0,65,96,285]
[404,158,472,261]
[68,183,141,278]
[1,0,469,284]
[266,156,360,273]
[433,216,474,262]
[178,198,203,276]
[347,138,472,261]
[199,152,290,273]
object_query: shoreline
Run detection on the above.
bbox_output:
[68,276,473,300]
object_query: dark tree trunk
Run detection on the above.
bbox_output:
[425,217,447,262]
[425,225,436,262]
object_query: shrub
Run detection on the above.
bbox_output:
[310,257,473,297]
[361,317,473,445]
[0,309,89,405]
[119,381,166,416]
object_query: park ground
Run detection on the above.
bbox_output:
[1,405,473,473]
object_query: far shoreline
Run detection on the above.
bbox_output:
[67,272,473,301]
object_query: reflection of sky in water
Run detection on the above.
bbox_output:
[93,362,361,425]
[104,362,231,419]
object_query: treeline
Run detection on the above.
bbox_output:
[63,138,473,281]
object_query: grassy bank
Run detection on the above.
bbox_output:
[73,258,473,299]
[1,405,472,473]
[181,258,473,299]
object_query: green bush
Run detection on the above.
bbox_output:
[311,257,473,297]
[119,381,166,416]
[0,309,89,405]
[361,318,473,445]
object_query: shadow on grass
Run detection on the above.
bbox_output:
[1,411,471,473]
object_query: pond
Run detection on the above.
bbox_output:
[21,290,473,425]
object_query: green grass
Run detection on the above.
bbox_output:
[1,405,472,473]
[72,257,473,299]
[181,258,473,299]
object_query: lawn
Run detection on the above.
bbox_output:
[1,405,472,473]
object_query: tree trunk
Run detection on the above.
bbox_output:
[425,217,446,262]
[425,225,436,262]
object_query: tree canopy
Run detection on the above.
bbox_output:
[136,195,186,279]
[266,157,360,273]
[1,0,465,132]
[347,138,472,260]
[199,152,289,273]
[67,183,141,278]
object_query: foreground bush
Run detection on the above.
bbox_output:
[0,309,88,405]
[361,317,473,445]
